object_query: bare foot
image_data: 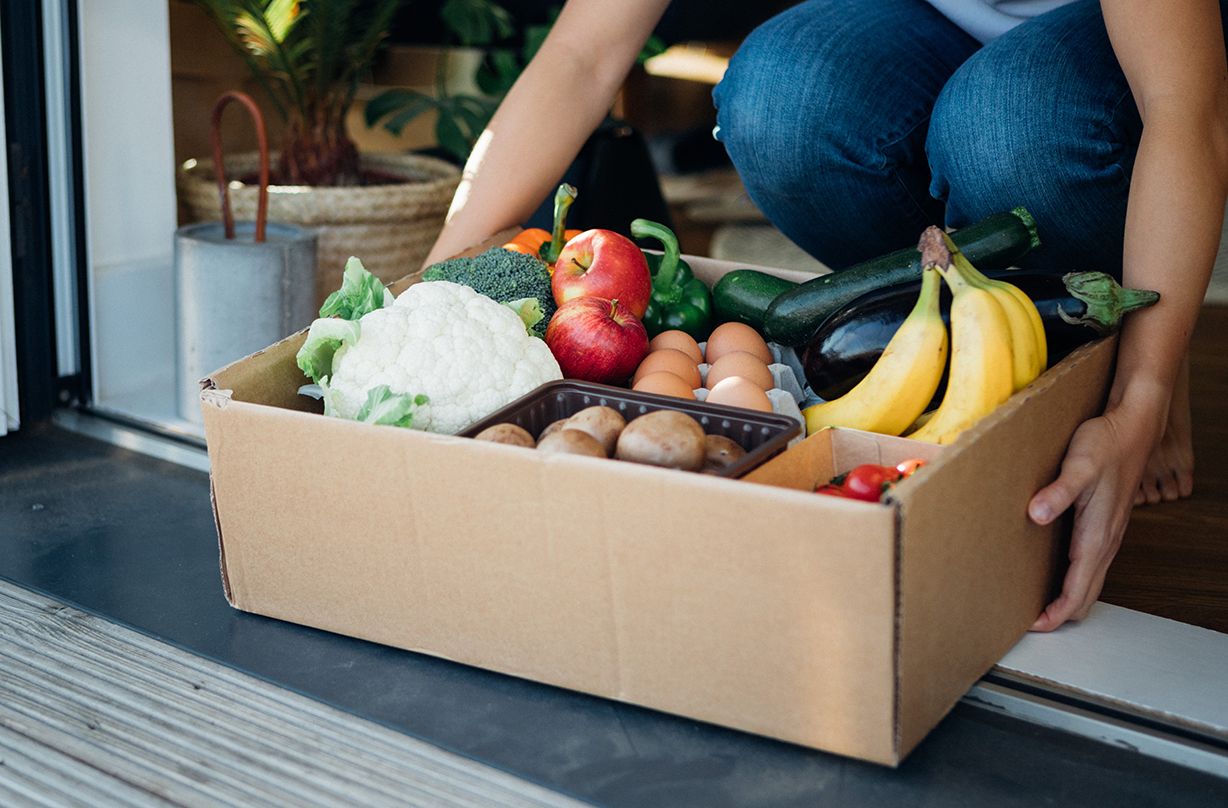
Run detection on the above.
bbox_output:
[1135,356,1195,505]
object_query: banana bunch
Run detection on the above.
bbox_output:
[909,228,1046,444]
[802,226,1046,444]
[802,259,948,437]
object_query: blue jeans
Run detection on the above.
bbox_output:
[713,0,1222,274]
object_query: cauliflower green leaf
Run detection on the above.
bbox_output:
[319,257,394,320]
[354,385,429,428]
[504,297,545,335]
[296,317,360,385]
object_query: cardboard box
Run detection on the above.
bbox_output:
[200,253,1115,765]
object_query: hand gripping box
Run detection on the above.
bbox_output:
[199,252,1115,765]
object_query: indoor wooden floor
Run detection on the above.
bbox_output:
[1101,305,1228,633]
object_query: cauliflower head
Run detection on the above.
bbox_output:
[299,280,561,434]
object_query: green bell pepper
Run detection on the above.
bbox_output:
[630,218,713,340]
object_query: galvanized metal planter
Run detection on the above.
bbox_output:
[174,92,317,423]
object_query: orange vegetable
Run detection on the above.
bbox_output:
[500,184,579,272]
[503,227,581,257]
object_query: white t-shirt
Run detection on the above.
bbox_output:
[926,0,1075,43]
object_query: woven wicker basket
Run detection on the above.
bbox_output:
[178,152,460,306]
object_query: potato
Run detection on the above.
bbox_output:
[615,410,706,471]
[703,434,747,471]
[536,429,606,458]
[538,418,571,442]
[473,423,535,448]
[563,406,626,456]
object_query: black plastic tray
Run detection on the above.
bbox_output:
[459,380,801,478]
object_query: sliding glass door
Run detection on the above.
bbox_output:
[0,32,17,436]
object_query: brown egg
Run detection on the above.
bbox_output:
[705,376,773,413]
[705,351,774,391]
[632,371,698,399]
[705,322,772,365]
[648,330,703,363]
[632,348,702,389]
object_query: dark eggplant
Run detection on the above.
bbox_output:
[801,271,1159,401]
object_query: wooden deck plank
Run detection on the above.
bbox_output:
[0,721,162,807]
[1103,305,1228,633]
[0,580,583,808]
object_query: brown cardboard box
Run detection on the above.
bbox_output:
[200,254,1115,765]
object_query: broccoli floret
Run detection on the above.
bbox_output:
[422,248,555,337]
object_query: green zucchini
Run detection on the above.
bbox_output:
[763,207,1040,346]
[712,269,800,329]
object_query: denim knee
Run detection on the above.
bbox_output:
[713,0,978,265]
[713,2,855,199]
[926,1,1139,274]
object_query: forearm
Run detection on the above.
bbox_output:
[1108,104,1228,430]
[424,0,671,265]
[1099,0,1228,430]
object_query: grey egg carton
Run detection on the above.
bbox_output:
[694,341,810,439]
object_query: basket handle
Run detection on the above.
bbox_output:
[210,91,269,243]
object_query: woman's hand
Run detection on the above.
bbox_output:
[1024,1,1228,632]
[1026,392,1166,632]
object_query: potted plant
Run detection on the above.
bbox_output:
[365,2,665,164]
[364,1,670,233]
[178,0,462,304]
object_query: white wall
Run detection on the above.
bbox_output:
[79,0,178,409]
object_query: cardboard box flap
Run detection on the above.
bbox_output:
[888,337,1117,757]
[207,329,315,413]
[208,479,235,606]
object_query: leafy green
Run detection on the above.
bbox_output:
[503,297,545,334]
[354,385,429,428]
[296,317,361,384]
[319,256,393,320]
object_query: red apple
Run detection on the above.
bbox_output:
[545,296,649,385]
[552,229,652,318]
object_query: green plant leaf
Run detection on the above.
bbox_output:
[365,89,438,134]
[340,0,404,89]
[436,111,472,163]
[308,0,355,100]
[452,95,494,139]
[194,0,410,137]
[521,21,550,63]
[474,48,520,96]
[234,11,279,58]
[354,385,429,428]
[365,88,419,125]
[229,0,311,113]
[637,34,667,64]
[264,0,303,42]
[441,0,514,46]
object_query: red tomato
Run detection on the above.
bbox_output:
[896,458,927,477]
[842,464,903,502]
[815,483,852,498]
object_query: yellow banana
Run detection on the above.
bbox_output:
[803,264,948,436]
[996,280,1047,379]
[908,234,1014,445]
[941,232,1045,390]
